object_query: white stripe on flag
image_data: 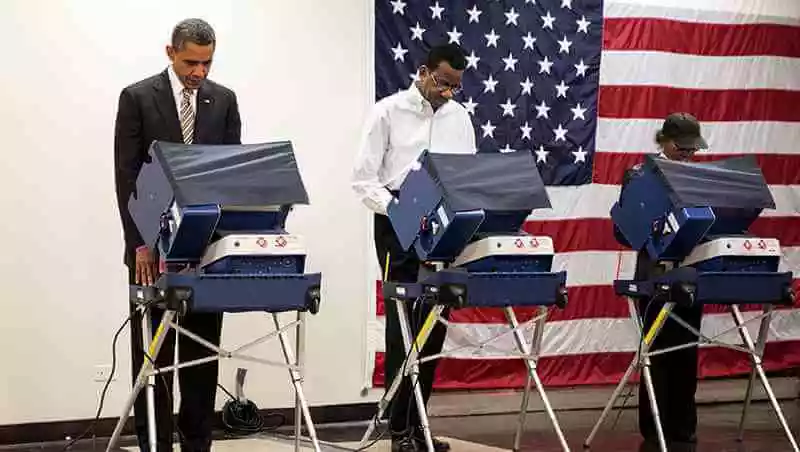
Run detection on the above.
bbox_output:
[552,248,800,286]
[600,51,800,91]
[528,185,800,220]
[370,309,800,355]
[595,119,800,156]
[604,0,800,25]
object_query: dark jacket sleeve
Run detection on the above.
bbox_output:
[114,87,146,255]
[224,91,242,145]
[612,167,636,248]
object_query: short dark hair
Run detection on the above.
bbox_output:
[425,44,467,71]
[171,18,216,50]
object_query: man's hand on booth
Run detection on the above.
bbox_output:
[135,245,158,286]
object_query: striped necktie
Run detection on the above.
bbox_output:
[180,88,195,144]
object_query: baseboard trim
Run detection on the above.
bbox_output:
[0,403,377,447]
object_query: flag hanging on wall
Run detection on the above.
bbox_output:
[368,0,800,390]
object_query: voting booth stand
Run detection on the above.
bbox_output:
[358,151,571,452]
[583,156,799,452]
[106,142,323,452]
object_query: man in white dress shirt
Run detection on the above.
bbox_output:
[352,44,476,452]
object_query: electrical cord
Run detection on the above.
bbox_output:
[61,312,133,451]
[218,383,285,437]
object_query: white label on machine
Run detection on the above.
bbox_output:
[437,205,450,229]
[667,212,680,235]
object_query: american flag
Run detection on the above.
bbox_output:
[366,0,800,391]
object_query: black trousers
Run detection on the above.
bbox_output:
[637,295,702,443]
[127,264,223,452]
[374,214,449,439]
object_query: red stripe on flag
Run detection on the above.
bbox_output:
[602,18,800,57]
[599,86,800,122]
[593,152,800,186]
[523,218,800,251]
[373,339,800,389]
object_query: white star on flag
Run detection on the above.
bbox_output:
[571,103,588,120]
[520,77,534,95]
[553,124,568,142]
[574,59,589,77]
[391,43,408,62]
[535,100,551,118]
[410,22,425,41]
[467,5,482,23]
[538,56,554,74]
[503,52,519,71]
[447,26,462,44]
[485,29,500,47]
[430,2,444,19]
[522,32,537,50]
[500,99,517,117]
[505,8,520,26]
[466,51,480,70]
[482,75,499,93]
[577,16,590,34]
[541,11,556,29]
[520,122,532,140]
[573,146,587,163]
[558,36,573,54]
[555,80,570,98]
[463,97,478,115]
[535,145,549,163]
[390,0,406,15]
[481,121,496,138]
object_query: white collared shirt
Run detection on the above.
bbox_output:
[351,84,477,215]
[167,65,197,117]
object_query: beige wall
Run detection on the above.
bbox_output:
[0,0,380,425]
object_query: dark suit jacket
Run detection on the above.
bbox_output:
[114,69,242,265]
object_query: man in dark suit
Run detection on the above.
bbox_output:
[614,113,708,452]
[113,18,241,452]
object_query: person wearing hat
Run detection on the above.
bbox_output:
[614,113,707,451]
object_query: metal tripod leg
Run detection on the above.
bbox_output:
[585,302,675,452]
[273,313,321,452]
[505,307,569,452]
[145,309,158,452]
[358,301,443,450]
[106,309,176,452]
[730,305,799,452]
[294,311,305,452]
[737,304,772,441]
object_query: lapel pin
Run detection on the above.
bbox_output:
[202,99,211,104]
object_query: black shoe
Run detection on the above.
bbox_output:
[413,436,450,451]
[392,437,419,452]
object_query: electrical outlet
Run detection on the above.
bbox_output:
[93,364,116,383]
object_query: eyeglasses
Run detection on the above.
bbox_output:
[430,72,462,95]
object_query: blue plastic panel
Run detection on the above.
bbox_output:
[459,255,553,273]
[387,164,444,253]
[163,204,220,262]
[614,270,793,306]
[694,271,792,305]
[422,269,567,308]
[645,207,715,260]
[159,272,321,313]
[418,209,484,261]
[202,255,305,275]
